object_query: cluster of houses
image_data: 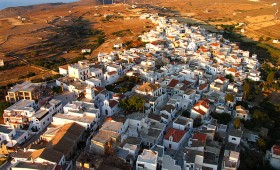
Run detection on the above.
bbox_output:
[0,12,279,170]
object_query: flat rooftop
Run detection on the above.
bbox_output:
[151,145,164,158]
[101,121,123,132]
[5,99,35,111]
[137,149,158,164]
[92,130,120,144]
[127,112,146,121]
[174,116,192,125]
[34,109,49,120]
[53,113,95,124]
[8,82,39,92]
[0,124,13,134]
[13,161,56,170]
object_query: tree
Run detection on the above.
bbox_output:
[267,71,275,85]
[225,74,234,82]
[243,82,250,99]
[119,96,145,113]
[182,110,191,118]
[211,112,232,125]
[52,86,62,94]
[257,138,266,151]
[233,118,241,129]
[225,93,234,102]
[193,116,202,128]
[0,101,10,117]
[253,110,268,121]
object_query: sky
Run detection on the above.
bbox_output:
[0,0,78,10]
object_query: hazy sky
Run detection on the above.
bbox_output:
[0,0,77,10]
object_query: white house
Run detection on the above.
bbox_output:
[160,105,176,122]
[228,129,243,145]
[90,67,103,79]
[135,82,162,97]
[107,64,123,76]
[68,61,90,81]
[58,65,68,76]
[29,109,52,132]
[41,99,62,116]
[162,154,181,170]
[173,116,193,131]
[3,99,37,129]
[0,125,29,147]
[55,101,100,130]
[163,128,187,150]
[234,105,249,120]
[104,71,119,85]
[267,145,280,170]
[100,120,127,134]
[102,99,120,116]
[190,99,210,120]
[223,150,240,170]
[136,149,158,170]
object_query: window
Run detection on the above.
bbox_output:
[138,164,145,168]
[231,137,236,141]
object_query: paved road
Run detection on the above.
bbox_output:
[0,159,12,170]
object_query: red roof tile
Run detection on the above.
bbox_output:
[199,84,208,90]
[109,100,119,108]
[217,77,226,82]
[168,79,179,88]
[192,99,210,115]
[164,128,186,143]
[193,133,207,142]
[211,42,220,47]
[273,145,280,155]
[182,80,193,86]
[227,68,237,73]
[94,86,105,92]
[108,71,117,75]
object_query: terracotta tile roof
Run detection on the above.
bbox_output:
[193,133,207,142]
[273,145,280,155]
[94,86,105,92]
[148,113,161,121]
[109,100,119,108]
[192,99,210,115]
[227,68,237,73]
[136,82,161,93]
[133,72,141,77]
[192,107,206,115]
[200,46,207,50]
[162,104,175,113]
[217,76,226,82]
[31,122,85,162]
[230,55,237,59]
[164,128,186,143]
[31,148,64,164]
[59,64,69,70]
[182,80,194,86]
[211,42,220,47]
[168,79,179,88]
[199,84,208,90]
[107,71,117,75]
